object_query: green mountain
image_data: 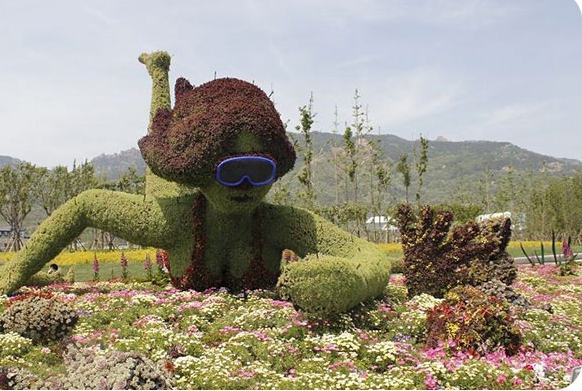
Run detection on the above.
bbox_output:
[0,155,22,168]
[3,133,581,207]
[87,132,581,206]
[287,132,582,205]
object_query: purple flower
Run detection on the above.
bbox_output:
[92,255,100,273]
[562,240,574,259]
[120,252,128,269]
[144,254,152,271]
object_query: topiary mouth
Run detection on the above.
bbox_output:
[229,194,254,203]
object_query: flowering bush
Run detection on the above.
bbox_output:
[0,293,78,343]
[0,264,580,389]
[426,285,522,356]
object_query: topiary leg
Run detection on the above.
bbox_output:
[0,189,172,294]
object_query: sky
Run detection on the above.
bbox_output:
[1,0,581,168]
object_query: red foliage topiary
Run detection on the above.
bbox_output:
[138,77,296,186]
[395,204,516,298]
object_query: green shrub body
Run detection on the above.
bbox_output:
[0,294,78,343]
[425,285,522,355]
[0,51,390,316]
[395,204,516,298]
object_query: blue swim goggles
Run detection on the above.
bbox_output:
[215,156,277,187]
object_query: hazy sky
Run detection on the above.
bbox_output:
[1,0,581,168]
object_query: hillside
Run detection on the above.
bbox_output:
[294,132,582,205]
[2,133,581,206]
[0,155,21,168]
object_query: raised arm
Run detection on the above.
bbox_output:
[0,189,178,294]
[138,51,193,199]
[267,205,391,316]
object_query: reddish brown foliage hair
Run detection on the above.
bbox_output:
[139,77,296,186]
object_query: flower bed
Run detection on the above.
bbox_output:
[0,264,581,389]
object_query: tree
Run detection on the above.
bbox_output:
[295,92,317,210]
[349,89,365,204]
[330,106,341,205]
[39,161,100,217]
[414,136,429,204]
[525,172,582,242]
[493,166,516,212]
[0,163,45,251]
[396,154,411,204]
[477,166,494,213]
[342,125,356,202]
[101,166,145,195]
[38,165,70,216]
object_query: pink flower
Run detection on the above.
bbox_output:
[271,299,292,308]
[497,374,507,384]
[424,374,438,389]
[187,325,199,333]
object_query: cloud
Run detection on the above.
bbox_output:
[302,0,519,28]
[476,101,562,133]
[368,67,465,127]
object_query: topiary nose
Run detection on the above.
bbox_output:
[235,179,254,190]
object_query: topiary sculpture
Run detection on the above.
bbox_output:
[0,51,390,316]
[395,203,516,298]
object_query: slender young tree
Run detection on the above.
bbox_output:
[100,166,145,195]
[38,165,70,217]
[0,163,45,251]
[295,92,317,210]
[414,136,429,205]
[477,166,494,213]
[330,106,341,205]
[396,153,411,204]
[350,89,365,204]
[342,125,356,202]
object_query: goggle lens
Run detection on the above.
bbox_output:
[216,156,277,187]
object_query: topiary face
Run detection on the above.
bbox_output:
[199,131,274,215]
[138,77,296,188]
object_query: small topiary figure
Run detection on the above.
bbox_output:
[0,51,390,316]
[395,203,516,298]
[0,293,78,343]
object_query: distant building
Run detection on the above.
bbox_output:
[0,226,30,251]
[475,211,512,223]
[365,216,398,232]
[475,211,526,232]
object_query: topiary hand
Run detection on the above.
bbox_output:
[395,203,515,298]
[277,254,387,317]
